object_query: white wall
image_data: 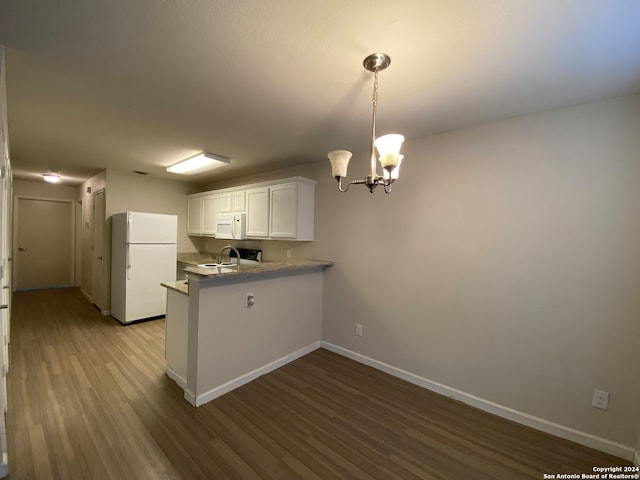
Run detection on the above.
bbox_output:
[313,94,640,449]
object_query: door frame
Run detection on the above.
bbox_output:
[91,189,107,313]
[12,195,77,291]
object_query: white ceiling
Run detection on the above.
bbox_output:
[1,0,640,185]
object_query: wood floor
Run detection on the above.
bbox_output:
[6,288,632,479]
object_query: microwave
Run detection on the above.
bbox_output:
[215,213,247,240]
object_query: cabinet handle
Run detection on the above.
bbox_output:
[18,247,26,252]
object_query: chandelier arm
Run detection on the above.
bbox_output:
[336,177,367,192]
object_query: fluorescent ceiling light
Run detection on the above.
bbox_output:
[42,173,60,183]
[166,152,230,175]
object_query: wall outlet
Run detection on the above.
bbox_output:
[592,389,609,410]
[246,293,255,308]
[355,323,363,337]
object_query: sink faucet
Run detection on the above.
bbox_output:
[217,245,241,270]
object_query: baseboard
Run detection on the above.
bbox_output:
[321,342,635,462]
[80,288,92,303]
[190,341,322,407]
[0,452,7,478]
[184,389,197,406]
[165,366,187,390]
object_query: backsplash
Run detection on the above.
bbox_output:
[182,237,316,263]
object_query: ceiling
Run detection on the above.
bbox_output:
[1,0,640,186]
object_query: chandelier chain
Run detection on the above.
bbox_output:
[372,70,379,109]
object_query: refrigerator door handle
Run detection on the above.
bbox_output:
[126,245,131,280]
[127,214,132,243]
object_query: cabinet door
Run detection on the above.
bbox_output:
[202,195,219,235]
[231,191,246,212]
[246,187,269,238]
[186,196,203,235]
[269,183,297,239]
[218,193,232,213]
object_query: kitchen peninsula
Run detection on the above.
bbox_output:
[162,259,333,407]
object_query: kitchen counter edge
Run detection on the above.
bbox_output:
[162,260,334,295]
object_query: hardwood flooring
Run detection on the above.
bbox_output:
[6,288,633,479]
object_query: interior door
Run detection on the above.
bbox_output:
[91,190,105,311]
[15,198,73,290]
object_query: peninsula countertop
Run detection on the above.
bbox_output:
[162,259,334,295]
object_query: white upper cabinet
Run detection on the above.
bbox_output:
[246,187,269,238]
[231,191,245,212]
[201,195,219,235]
[269,182,314,240]
[187,177,315,240]
[218,193,232,213]
[219,191,246,213]
[186,195,204,235]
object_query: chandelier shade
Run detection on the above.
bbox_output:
[328,150,352,178]
[375,134,405,170]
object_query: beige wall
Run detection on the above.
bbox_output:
[314,94,640,448]
[13,180,79,201]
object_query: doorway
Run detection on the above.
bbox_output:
[91,190,106,311]
[14,197,74,290]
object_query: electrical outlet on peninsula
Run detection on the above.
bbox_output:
[592,389,609,410]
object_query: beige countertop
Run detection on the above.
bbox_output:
[162,259,334,295]
[162,279,189,295]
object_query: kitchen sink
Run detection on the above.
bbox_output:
[196,263,237,274]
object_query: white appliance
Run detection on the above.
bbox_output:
[111,212,177,324]
[215,212,247,239]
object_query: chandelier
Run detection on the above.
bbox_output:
[328,53,404,194]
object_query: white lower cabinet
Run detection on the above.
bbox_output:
[165,289,188,389]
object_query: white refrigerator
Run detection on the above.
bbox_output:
[111,212,177,324]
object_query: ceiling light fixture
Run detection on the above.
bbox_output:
[328,53,404,194]
[42,173,60,184]
[166,152,230,175]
